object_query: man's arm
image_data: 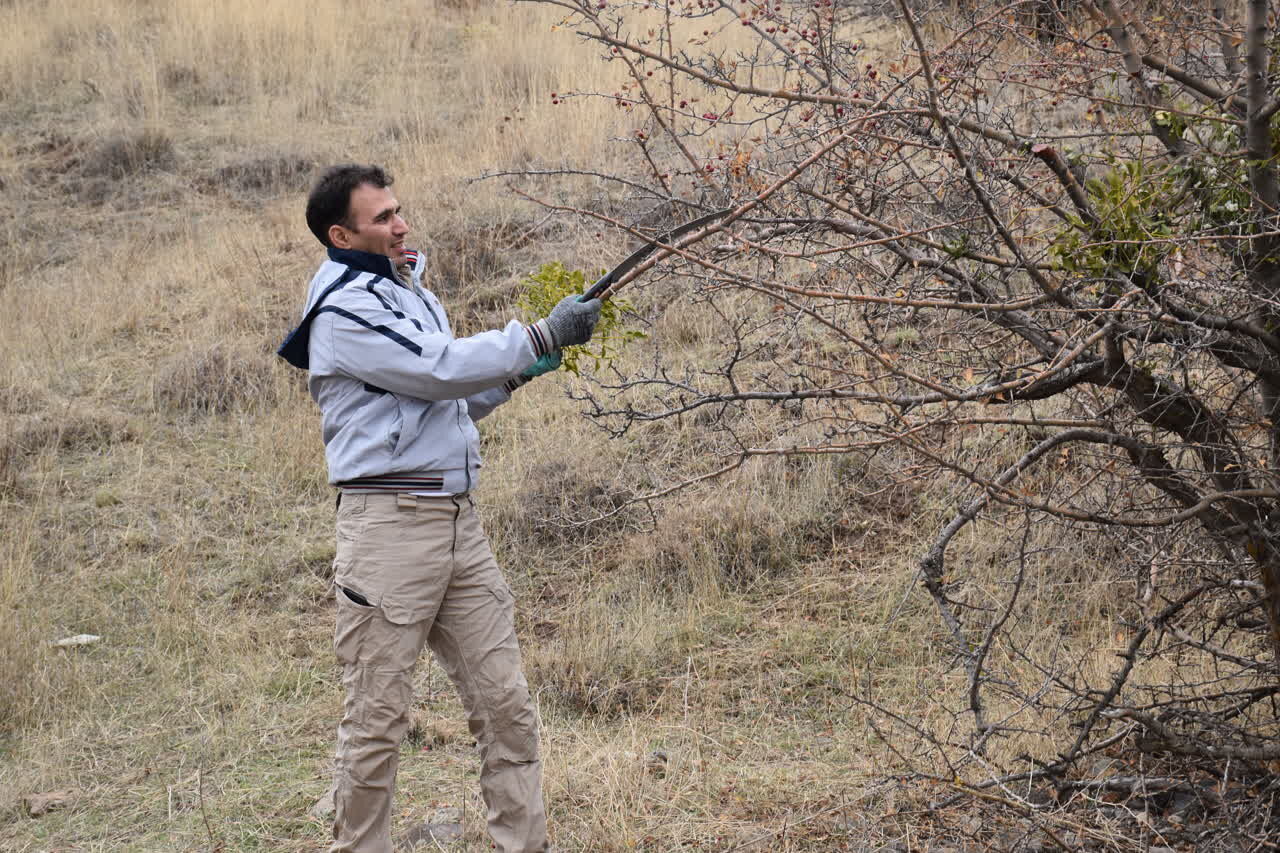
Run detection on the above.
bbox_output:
[312,287,547,400]
[466,351,563,421]
[465,386,513,422]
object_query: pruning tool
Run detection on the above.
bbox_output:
[579,207,733,302]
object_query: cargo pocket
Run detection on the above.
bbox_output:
[380,590,442,626]
[483,581,539,763]
[490,580,517,628]
[333,497,369,577]
[340,586,372,607]
[333,585,379,666]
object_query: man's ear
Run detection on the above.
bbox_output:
[329,223,352,249]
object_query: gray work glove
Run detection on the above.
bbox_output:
[539,294,602,348]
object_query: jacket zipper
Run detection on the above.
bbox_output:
[413,284,472,492]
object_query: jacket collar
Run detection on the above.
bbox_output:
[327,247,403,282]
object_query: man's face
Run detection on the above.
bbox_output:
[329,183,410,263]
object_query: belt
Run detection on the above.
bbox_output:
[337,475,446,493]
[337,468,471,494]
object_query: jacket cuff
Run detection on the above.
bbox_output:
[503,375,531,394]
[526,320,554,357]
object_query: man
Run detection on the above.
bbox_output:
[278,164,600,853]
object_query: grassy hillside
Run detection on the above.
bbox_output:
[0,0,1077,849]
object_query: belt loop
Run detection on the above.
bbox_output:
[397,493,417,510]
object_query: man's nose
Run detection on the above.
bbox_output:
[393,215,409,236]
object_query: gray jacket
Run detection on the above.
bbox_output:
[279,247,549,494]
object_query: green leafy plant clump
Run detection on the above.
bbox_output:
[518,261,646,374]
[1049,159,1178,278]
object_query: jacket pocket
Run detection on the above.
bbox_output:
[385,394,405,457]
[389,398,439,467]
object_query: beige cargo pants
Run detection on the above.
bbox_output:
[329,492,547,853]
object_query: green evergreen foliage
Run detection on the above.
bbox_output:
[517,261,646,374]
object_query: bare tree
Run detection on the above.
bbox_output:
[516,0,1280,843]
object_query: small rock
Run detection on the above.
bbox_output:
[428,807,463,824]
[644,749,668,777]
[24,789,75,817]
[53,634,101,648]
[310,784,336,821]
[93,489,121,507]
[399,819,465,845]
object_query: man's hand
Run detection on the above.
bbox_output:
[544,295,602,348]
[523,351,562,379]
[505,350,563,394]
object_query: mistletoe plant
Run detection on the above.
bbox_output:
[517,261,646,374]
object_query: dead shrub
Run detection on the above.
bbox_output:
[152,343,279,415]
[381,115,443,145]
[160,63,200,91]
[160,63,242,107]
[0,411,133,490]
[429,221,526,307]
[60,130,180,207]
[0,382,47,415]
[525,586,694,719]
[503,456,634,547]
[207,154,317,199]
[618,472,838,591]
[77,130,176,181]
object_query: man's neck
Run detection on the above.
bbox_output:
[326,247,406,285]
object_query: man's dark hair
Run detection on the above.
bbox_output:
[305,164,393,248]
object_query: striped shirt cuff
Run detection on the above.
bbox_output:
[526,319,554,357]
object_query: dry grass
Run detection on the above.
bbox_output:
[0,0,1180,850]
